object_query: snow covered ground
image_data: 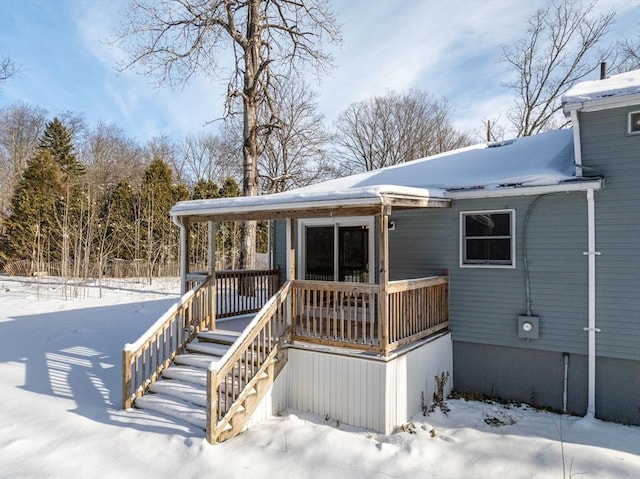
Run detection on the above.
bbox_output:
[1,276,638,479]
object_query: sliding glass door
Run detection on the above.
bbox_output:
[302,218,372,283]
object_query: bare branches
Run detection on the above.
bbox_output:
[0,51,18,84]
[335,90,472,174]
[501,0,616,137]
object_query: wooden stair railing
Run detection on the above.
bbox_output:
[206,280,292,443]
[122,275,215,409]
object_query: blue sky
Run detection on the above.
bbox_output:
[1,0,638,144]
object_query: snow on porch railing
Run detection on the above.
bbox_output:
[122,275,216,409]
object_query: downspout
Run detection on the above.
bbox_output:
[571,110,583,177]
[570,107,600,418]
[584,188,600,417]
[172,215,188,296]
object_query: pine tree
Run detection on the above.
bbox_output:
[38,117,87,279]
[39,117,85,181]
[140,157,178,278]
[1,150,63,265]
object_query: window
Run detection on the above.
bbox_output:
[629,111,640,135]
[460,210,515,268]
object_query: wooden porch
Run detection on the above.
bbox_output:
[123,268,449,441]
[122,189,452,442]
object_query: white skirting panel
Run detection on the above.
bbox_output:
[247,333,453,434]
[283,332,453,434]
[386,332,453,433]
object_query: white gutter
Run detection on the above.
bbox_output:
[584,188,600,417]
[172,215,188,295]
[562,92,640,114]
[446,179,602,200]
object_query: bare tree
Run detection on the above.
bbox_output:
[0,51,18,84]
[116,0,340,270]
[179,131,241,186]
[83,121,146,190]
[501,0,616,137]
[335,90,471,174]
[259,79,336,193]
[613,34,640,73]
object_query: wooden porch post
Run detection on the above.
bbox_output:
[378,207,390,355]
[286,218,295,327]
[179,218,189,295]
[208,221,217,331]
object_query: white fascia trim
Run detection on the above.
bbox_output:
[170,196,385,218]
[446,179,603,200]
[563,92,640,114]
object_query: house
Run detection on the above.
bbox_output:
[122,69,640,443]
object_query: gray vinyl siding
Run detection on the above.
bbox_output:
[273,219,287,285]
[389,194,591,356]
[579,105,640,361]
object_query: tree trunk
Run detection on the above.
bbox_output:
[238,0,261,295]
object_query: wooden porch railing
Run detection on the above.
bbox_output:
[290,275,449,354]
[122,275,216,409]
[186,268,280,318]
[290,280,380,351]
[387,275,449,352]
[207,280,291,443]
[216,268,280,318]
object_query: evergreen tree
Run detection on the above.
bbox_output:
[190,179,220,267]
[1,149,62,264]
[99,180,137,261]
[38,117,87,278]
[140,157,178,277]
[39,117,85,182]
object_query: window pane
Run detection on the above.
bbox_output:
[466,238,511,262]
[465,213,510,237]
[305,227,334,280]
[339,226,368,282]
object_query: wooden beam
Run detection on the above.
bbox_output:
[208,221,216,331]
[378,209,390,355]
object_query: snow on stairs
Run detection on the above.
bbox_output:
[134,328,241,431]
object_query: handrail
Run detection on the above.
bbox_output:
[387,275,448,293]
[122,275,215,408]
[206,280,291,443]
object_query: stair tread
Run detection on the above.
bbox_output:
[149,379,207,407]
[188,342,230,357]
[162,366,207,386]
[174,353,221,369]
[198,330,241,345]
[135,394,206,430]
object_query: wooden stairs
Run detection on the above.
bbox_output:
[134,327,281,439]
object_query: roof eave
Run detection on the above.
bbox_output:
[171,193,451,223]
[563,92,640,115]
[446,178,603,200]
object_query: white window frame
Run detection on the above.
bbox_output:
[298,216,375,283]
[628,111,640,135]
[459,209,516,269]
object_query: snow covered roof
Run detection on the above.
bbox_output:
[563,69,640,111]
[171,128,602,221]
